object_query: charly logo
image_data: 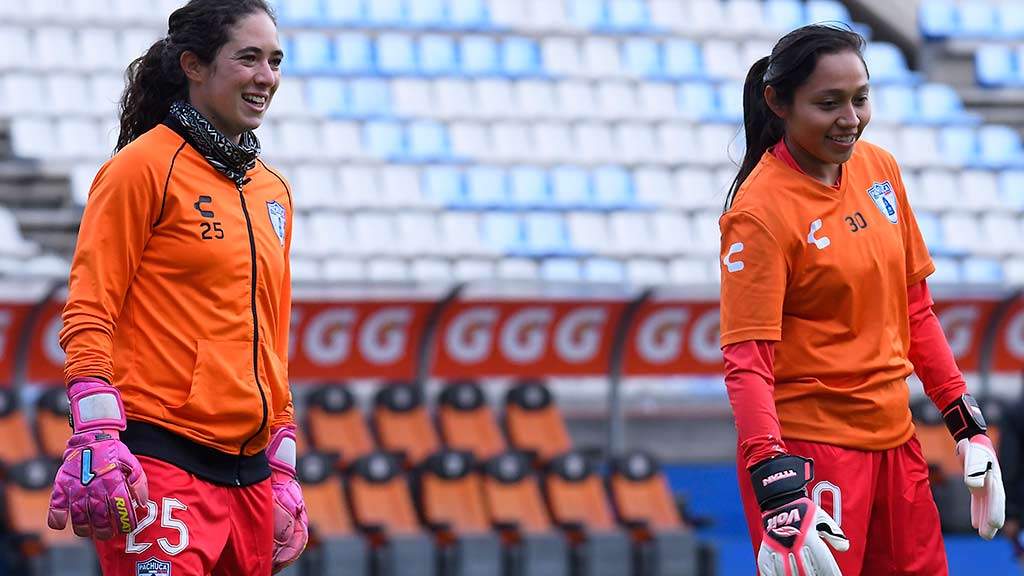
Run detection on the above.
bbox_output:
[807,219,830,250]
[867,181,899,224]
[723,242,745,272]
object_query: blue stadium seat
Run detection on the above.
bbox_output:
[622,38,661,77]
[420,35,457,75]
[567,0,606,28]
[448,0,490,29]
[408,0,445,27]
[918,83,977,124]
[999,170,1024,210]
[540,259,582,282]
[278,0,323,25]
[348,78,391,117]
[876,85,916,123]
[524,213,571,256]
[377,34,417,74]
[914,212,946,255]
[663,40,702,79]
[592,167,635,209]
[424,166,465,205]
[864,42,916,84]
[998,3,1024,38]
[804,0,850,25]
[939,126,978,166]
[919,1,956,39]
[764,0,805,32]
[957,3,996,38]
[502,37,541,77]
[465,166,508,207]
[975,44,1015,87]
[717,82,744,123]
[364,121,405,159]
[323,0,365,23]
[930,257,961,284]
[962,257,1004,284]
[461,36,499,75]
[583,258,626,283]
[551,167,591,208]
[335,33,374,74]
[607,0,650,31]
[482,213,524,253]
[407,121,449,161]
[365,0,404,25]
[307,78,347,116]
[678,81,718,120]
[291,33,333,73]
[978,125,1024,168]
[508,167,550,208]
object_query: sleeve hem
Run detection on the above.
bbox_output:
[907,261,935,286]
[721,328,782,347]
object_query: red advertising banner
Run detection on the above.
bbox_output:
[990,298,1024,372]
[25,299,65,384]
[431,300,628,378]
[621,301,723,375]
[289,300,435,381]
[932,299,1003,373]
[0,301,38,387]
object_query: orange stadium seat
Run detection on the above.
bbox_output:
[437,380,506,462]
[35,387,71,459]
[544,451,631,576]
[418,450,501,575]
[294,450,368,576]
[481,451,568,576]
[373,382,440,468]
[504,380,572,466]
[304,384,374,470]
[4,457,96,575]
[347,451,436,576]
[608,451,698,576]
[0,387,39,467]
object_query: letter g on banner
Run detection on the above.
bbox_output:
[637,308,689,364]
[555,307,608,363]
[446,307,499,365]
[360,307,413,365]
[938,305,980,360]
[501,307,553,364]
[304,308,357,365]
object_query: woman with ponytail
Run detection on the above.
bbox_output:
[719,24,1004,575]
[49,1,306,573]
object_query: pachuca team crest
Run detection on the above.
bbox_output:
[136,557,171,576]
[267,201,286,246]
[867,181,898,224]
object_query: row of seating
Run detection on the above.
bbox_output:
[920,0,1024,40]
[974,44,1024,88]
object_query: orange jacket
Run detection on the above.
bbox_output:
[60,123,293,457]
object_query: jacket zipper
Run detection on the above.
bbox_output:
[235,178,269,486]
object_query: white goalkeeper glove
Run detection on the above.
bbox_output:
[943,394,1005,540]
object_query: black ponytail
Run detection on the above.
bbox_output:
[115,0,276,153]
[725,24,867,210]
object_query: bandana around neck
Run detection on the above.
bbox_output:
[169,100,260,186]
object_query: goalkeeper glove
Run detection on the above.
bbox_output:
[752,454,849,576]
[47,377,149,539]
[943,394,1005,540]
[268,424,308,573]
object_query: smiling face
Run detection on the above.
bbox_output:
[181,11,282,144]
[766,50,871,185]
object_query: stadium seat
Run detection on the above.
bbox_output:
[437,381,507,462]
[482,212,525,254]
[958,2,996,38]
[540,258,583,283]
[373,382,442,468]
[864,42,916,84]
[408,0,445,28]
[364,121,405,159]
[544,451,632,576]
[663,40,703,80]
[998,2,1024,37]
[377,33,417,75]
[464,166,509,208]
[583,257,626,283]
[567,0,606,29]
[450,0,490,28]
[408,121,451,161]
[622,38,662,78]
[919,1,956,39]
[930,256,962,284]
[763,0,805,32]
[523,212,573,256]
[418,450,503,576]
[349,79,392,117]
[35,387,71,459]
[805,0,851,25]
[505,380,572,466]
[305,385,375,470]
[462,35,500,75]
[938,126,978,167]
[295,451,369,576]
[978,125,1024,168]
[508,166,551,208]
[962,257,1004,284]
[335,33,373,74]
[420,35,457,76]
[608,451,698,576]
[364,0,404,25]
[918,83,978,125]
[5,457,96,576]
[348,452,437,576]
[502,36,542,77]
[0,388,38,467]
[481,451,569,576]
[999,170,1024,210]
[974,45,1015,87]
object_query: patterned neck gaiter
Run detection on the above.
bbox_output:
[169,100,260,186]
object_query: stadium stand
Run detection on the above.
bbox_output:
[305,384,376,469]
[293,450,369,576]
[373,381,442,468]
[436,380,508,462]
[504,379,574,466]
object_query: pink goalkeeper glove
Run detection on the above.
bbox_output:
[268,424,308,573]
[47,378,148,539]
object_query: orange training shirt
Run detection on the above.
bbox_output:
[719,140,934,451]
[60,123,294,457]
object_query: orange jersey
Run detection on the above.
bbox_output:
[59,124,294,457]
[719,141,934,451]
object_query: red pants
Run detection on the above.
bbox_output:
[738,436,947,575]
[94,456,273,576]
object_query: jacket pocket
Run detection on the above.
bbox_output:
[258,343,290,421]
[174,339,261,448]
